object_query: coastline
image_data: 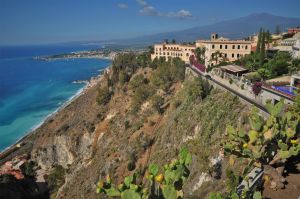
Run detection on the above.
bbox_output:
[0,66,110,160]
[35,55,114,61]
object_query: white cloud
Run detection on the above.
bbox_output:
[137,0,147,6]
[117,3,128,9]
[139,6,158,16]
[136,0,192,19]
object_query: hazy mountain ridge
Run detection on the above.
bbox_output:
[100,13,300,45]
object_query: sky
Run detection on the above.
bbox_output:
[1,0,300,45]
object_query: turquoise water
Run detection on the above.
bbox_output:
[0,45,111,151]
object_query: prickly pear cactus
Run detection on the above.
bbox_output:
[96,147,192,199]
[223,100,300,189]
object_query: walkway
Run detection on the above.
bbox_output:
[189,65,269,116]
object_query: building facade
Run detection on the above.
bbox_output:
[288,27,300,34]
[196,33,252,66]
[292,40,300,59]
[151,43,196,63]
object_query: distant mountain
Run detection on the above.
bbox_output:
[106,13,300,45]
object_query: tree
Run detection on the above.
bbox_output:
[195,47,206,64]
[164,39,169,44]
[148,46,154,54]
[171,39,176,44]
[289,59,300,75]
[265,30,272,45]
[259,31,266,66]
[256,28,263,54]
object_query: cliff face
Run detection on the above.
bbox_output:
[29,66,249,199]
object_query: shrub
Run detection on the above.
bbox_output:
[21,161,37,177]
[229,78,233,84]
[119,71,129,85]
[252,82,262,96]
[46,165,66,193]
[151,95,164,114]
[97,86,111,105]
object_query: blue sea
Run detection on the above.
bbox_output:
[0,44,111,151]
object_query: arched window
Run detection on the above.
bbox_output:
[245,45,248,50]
[225,45,228,49]
[220,45,223,49]
[238,45,240,49]
[212,44,215,49]
[186,53,189,57]
[232,45,235,49]
[232,53,234,58]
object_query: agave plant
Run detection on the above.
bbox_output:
[223,100,300,189]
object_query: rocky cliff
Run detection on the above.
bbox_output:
[24,57,251,199]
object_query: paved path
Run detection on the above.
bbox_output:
[189,66,269,116]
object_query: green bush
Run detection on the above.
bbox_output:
[151,95,164,114]
[46,165,66,193]
[97,86,111,105]
[21,161,37,177]
[150,58,186,91]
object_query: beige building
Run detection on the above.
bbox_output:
[196,33,252,66]
[151,43,196,63]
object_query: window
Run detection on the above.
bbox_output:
[232,45,235,49]
[232,53,234,58]
[225,53,227,58]
[186,53,189,57]
[163,52,165,55]
[237,54,240,58]
[212,53,214,58]
[245,45,248,50]
[220,45,223,49]
[238,45,240,49]
[225,45,228,49]
[159,48,162,51]
[212,44,215,49]
[167,52,169,55]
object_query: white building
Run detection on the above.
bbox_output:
[292,40,300,59]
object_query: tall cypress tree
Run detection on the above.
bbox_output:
[260,31,266,66]
[256,28,262,54]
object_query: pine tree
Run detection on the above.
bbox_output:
[256,28,262,54]
[260,31,266,66]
